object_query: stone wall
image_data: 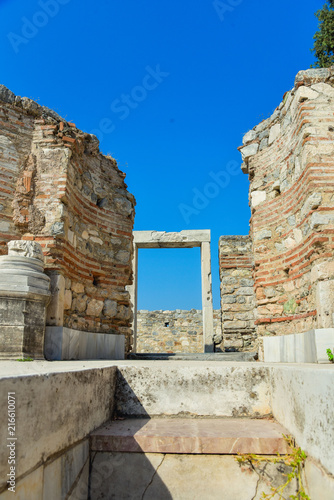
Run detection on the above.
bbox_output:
[238,68,334,340]
[218,236,256,351]
[0,362,117,498]
[0,85,135,352]
[136,309,222,353]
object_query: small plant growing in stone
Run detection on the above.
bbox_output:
[236,435,310,500]
[327,348,334,363]
[16,357,34,362]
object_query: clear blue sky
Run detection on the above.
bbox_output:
[0,0,321,309]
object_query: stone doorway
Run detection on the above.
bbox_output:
[127,230,214,353]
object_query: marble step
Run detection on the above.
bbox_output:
[127,352,257,361]
[115,361,271,418]
[90,417,291,455]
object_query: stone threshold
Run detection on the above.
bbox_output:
[90,418,291,455]
[127,352,257,361]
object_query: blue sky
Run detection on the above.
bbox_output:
[0,0,322,309]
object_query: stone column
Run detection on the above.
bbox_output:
[46,272,65,326]
[201,241,214,352]
[0,241,51,359]
[126,244,138,352]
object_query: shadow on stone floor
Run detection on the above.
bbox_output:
[89,372,172,499]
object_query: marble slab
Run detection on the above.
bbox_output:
[262,328,334,363]
[44,327,125,360]
[90,418,291,455]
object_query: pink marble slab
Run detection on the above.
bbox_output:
[90,418,291,455]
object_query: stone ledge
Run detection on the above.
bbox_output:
[90,417,291,455]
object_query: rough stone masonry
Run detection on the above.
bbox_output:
[136,309,222,353]
[224,67,334,349]
[0,85,136,353]
[219,236,256,351]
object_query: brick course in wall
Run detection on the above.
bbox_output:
[0,85,136,352]
[238,68,334,340]
[136,310,222,353]
[218,236,256,351]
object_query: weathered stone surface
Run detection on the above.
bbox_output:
[90,451,300,500]
[63,289,72,310]
[310,211,334,229]
[316,281,334,328]
[133,229,210,247]
[295,67,330,85]
[91,418,291,454]
[114,196,133,216]
[0,87,135,353]
[271,362,334,475]
[43,440,89,500]
[251,190,266,207]
[0,361,117,491]
[72,294,87,313]
[0,466,43,500]
[7,240,44,261]
[218,236,256,352]
[301,192,322,218]
[254,229,271,241]
[71,282,85,294]
[0,360,333,498]
[304,459,334,500]
[242,129,257,145]
[310,260,334,283]
[0,242,51,359]
[103,299,118,318]
[86,299,104,317]
[240,143,259,161]
[46,274,65,327]
[115,363,271,418]
[239,69,334,337]
[90,452,169,500]
[44,327,125,361]
[136,310,222,354]
[268,123,281,145]
[115,304,128,319]
[0,84,16,104]
[116,250,130,264]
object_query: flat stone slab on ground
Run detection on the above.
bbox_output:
[128,352,257,361]
[90,417,291,455]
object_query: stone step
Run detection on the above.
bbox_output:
[127,352,257,361]
[90,417,291,455]
[89,418,296,500]
[115,361,271,418]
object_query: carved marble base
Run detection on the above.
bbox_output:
[0,241,50,359]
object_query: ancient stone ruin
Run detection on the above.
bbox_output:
[0,85,135,359]
[136,309,222,353]
[128,230,214,352]
[0,68,334,499]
